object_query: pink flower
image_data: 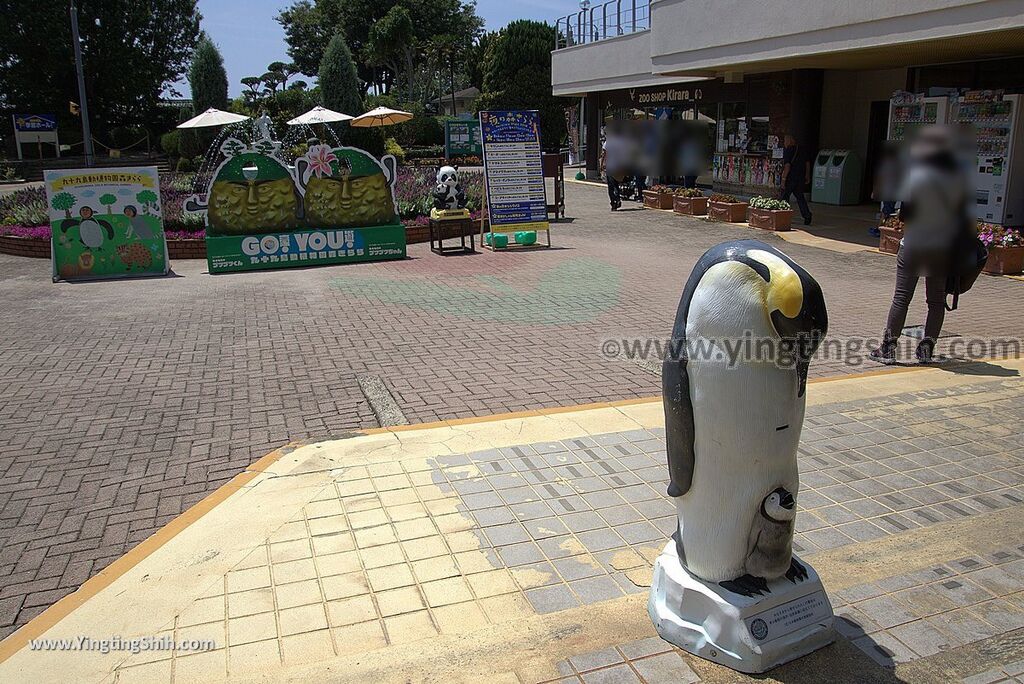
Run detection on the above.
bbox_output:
[307,145,337,178]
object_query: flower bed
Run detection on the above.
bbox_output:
[708,193,748,223]
[747,196,793,231]
[643,185,674,210]
[978,223,1024,275]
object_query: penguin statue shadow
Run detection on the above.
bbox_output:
[648,239,836,674]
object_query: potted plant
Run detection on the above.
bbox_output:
[878,216,903,255]
[977,223,1024,275]
[643,184,675,210]
[747,196,795,231]
[708,193,748,223]
[673,188,708,216]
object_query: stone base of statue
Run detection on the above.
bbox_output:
[648,540,834,674]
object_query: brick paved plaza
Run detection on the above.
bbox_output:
[1,181,1023,643]
[2,361,1022,683]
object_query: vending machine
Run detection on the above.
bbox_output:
[887,95,949,142]
[950,92,1024,226]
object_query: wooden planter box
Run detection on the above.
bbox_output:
[708,201,749,223]
[748,207,794,231]
[673,195,708,216]
[983,245,1024,275]
[878,226,903,255]
[643,190,674,210]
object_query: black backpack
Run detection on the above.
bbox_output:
[945,225,988,311]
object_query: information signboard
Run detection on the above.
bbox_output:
[479,110,548,234]
[13,113,60,159]
[445,119,482,158]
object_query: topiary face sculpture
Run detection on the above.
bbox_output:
[302,147,397,228]
[207,153,299,236]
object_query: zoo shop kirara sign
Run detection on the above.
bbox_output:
[186,137,406,274]
[44,166,170,282]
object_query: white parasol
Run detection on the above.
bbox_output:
[286,106,354,126]
[176,108,250,129]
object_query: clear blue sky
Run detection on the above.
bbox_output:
[179,0,582,98]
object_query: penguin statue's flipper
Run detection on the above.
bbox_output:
[662,355,695,498]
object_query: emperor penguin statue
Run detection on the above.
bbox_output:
[649,239,833,673]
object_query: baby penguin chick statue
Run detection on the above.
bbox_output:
[648,240,835,674]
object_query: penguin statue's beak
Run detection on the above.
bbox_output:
[766,263,828,397]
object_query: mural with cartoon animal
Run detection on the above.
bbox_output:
[184,132,405,275]
[44,166,169,282]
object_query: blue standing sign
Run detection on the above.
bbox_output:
[14,114,58,132]
[479,110,549,235]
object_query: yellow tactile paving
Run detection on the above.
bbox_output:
[1,360,1021,683]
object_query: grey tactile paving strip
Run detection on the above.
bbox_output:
[431,429,671,613]
[960,659,1024,684]
[427,378,1024,616]
[833,543,1024,668]
[538,636,701,684]
[793,378,1024,555]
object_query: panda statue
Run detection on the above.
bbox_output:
[430,165,469,219]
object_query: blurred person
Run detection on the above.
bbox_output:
[679,122,706,189]
[779,133,812,225]
[873,141,903,219]
[871,141,903,238]
[602,122,628,211]
[870,126,971,365]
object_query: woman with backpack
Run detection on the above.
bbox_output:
[870,126,975,365]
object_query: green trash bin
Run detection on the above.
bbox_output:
[811,149,863,205]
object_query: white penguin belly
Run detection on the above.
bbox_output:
[80,221,103,249]
[676,356,802,582]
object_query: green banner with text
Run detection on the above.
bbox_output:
[205,225,406,273]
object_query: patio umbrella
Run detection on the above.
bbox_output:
[176,108,250,129]
[286,106,354,126]
[350,106,414,128]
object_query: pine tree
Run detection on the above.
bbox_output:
[188,34,229,114]
[319,34,363,117]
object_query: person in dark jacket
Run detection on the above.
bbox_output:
[870,126,971,365]
[779,133,812,225]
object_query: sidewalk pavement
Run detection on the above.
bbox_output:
[2,359,1024,683]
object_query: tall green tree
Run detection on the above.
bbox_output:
[188,34,228,114]
[319,33,363,116]
[466,31,494,92]
[475,20,564,150]
[277,0,481,100]
[0,0,201,134]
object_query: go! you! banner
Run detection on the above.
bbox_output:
[185,137,406,274]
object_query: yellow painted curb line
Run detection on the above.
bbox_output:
[0,357,1015,663]
[0,441,303,663]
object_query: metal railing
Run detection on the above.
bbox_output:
[554,0,651,49]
